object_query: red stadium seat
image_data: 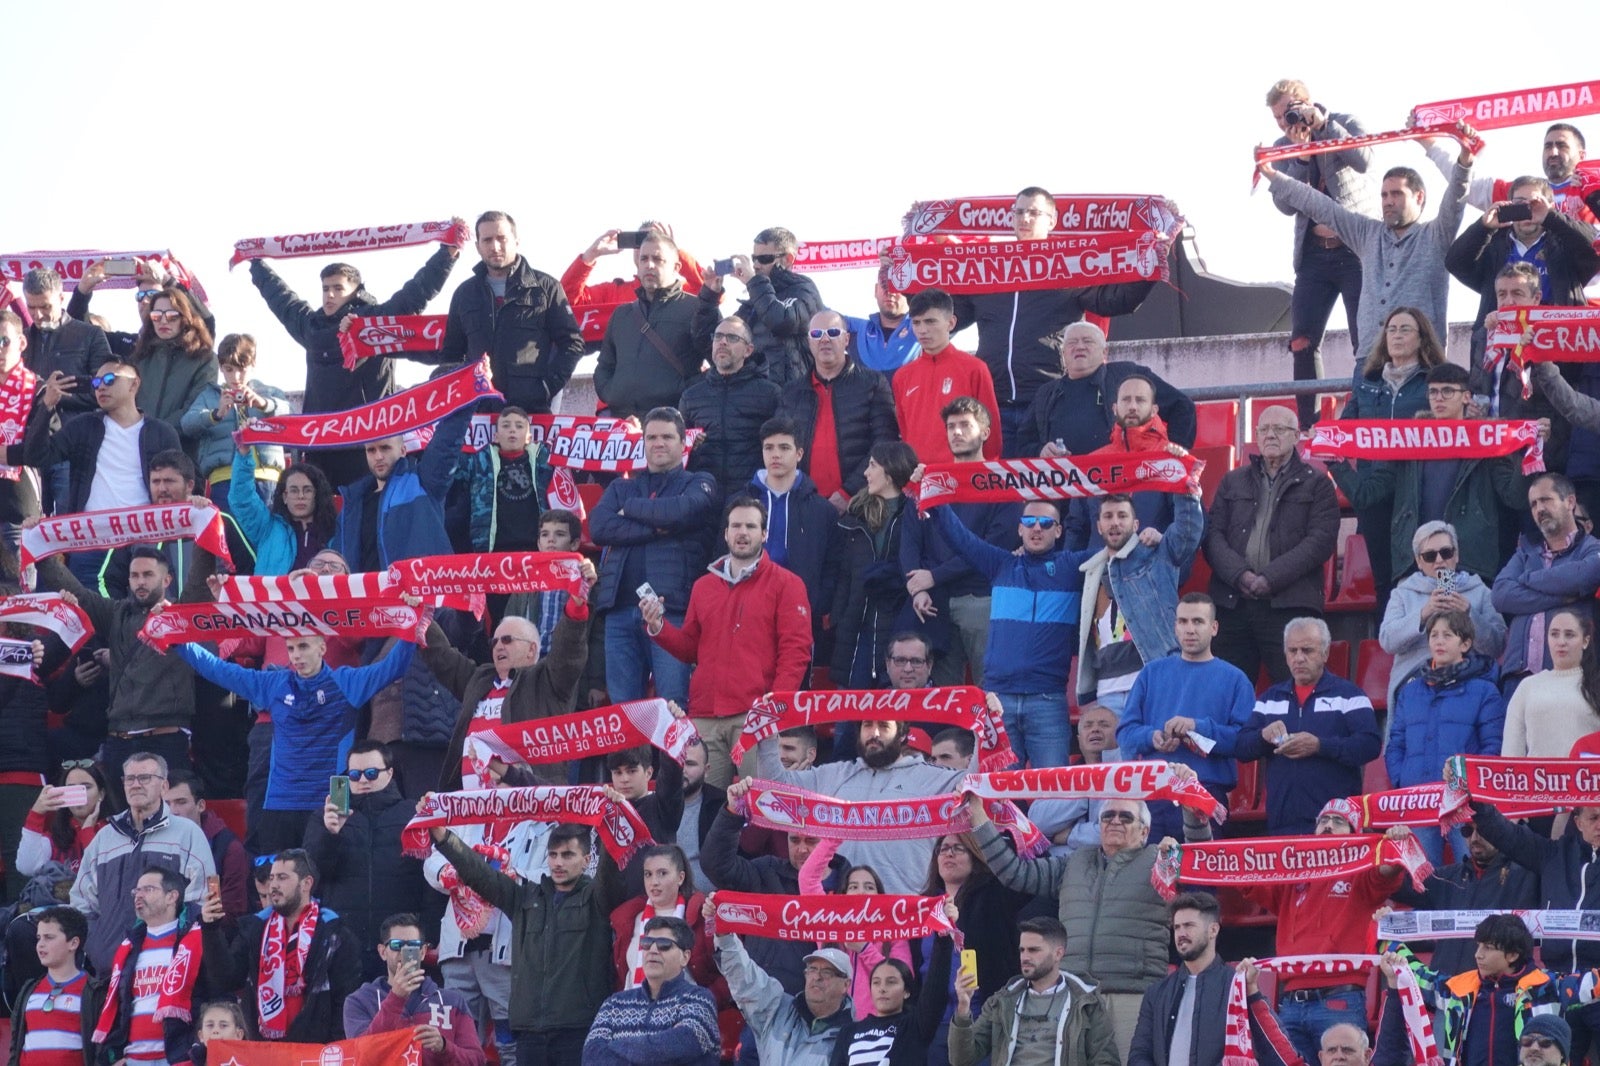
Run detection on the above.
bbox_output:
[1179,549,1213,599]
[577,483,605,545]
[1361,756,1391,794]
[1193,446,1235,508]
[1326,640,1350,680]
[1327,534,1377,613]
[1355,639,1395,712]
[1243,396,1296,443]
[1194,400,1240,451]
[1228,760,1265,824]
[209,799,248,841]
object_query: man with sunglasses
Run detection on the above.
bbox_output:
[585,915,719,1066]
[344,912,485,1066]
[680,316,781,500]
[697,226,822,387]
[19,269,109,436]
[306,741,426,982]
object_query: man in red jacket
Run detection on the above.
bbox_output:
[643,497,813,789]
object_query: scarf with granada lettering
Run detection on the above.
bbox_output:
[915,452,1201,511]
[710,889,960,946]
[1306,418,1545,475]
[229,218,468,267]
[1440,755,1600,828]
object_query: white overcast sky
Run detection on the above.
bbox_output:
[4,0,1590,391]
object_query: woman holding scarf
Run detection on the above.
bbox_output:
[829,899,957,1066]
[801,840,914,1021]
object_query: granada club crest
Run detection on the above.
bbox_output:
[1411,103,1470,125]
[904,200,953,236]
[1312,424,1353,450]
[144,612,189,641]
[1134,458,1188,484]
[884,246,915,291]
[919,472,959,500]
[716,901,769,926]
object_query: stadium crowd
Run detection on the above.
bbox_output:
[4,76,1600,1066]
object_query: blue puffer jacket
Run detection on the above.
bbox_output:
[456,442,555,551]
[401,656,460,746]
[1386,652,1505,788]
[331,403,472,568]
[589,466,719,612]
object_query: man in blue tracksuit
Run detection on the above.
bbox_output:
[168,633,415,853]
[925,494,1097,769]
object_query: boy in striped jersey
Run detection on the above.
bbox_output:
[8,907,104,1066]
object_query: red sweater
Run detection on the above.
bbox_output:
[891,345,1002,462]
[1245,865,1403,990]
[652,553,813,717]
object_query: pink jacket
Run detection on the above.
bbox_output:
[799,839,916,1020]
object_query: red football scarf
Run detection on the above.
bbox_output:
[440,841,517,938]
[915,452,1201,511]
[93,921,206,1041]
[1352,782,1551,828]
[1255,124,1485,184]
[1491,307,1600,364]
[338,314,447,369]
[791,238,895,273]
[735,778,1048,857]
[1440,756,1600,828]
[207,1030,416,1066]
[1572,160,1600,199]
[0,593,92,655]
[0,359,37,481]
[1306,418,1545,475]
[402,785,654,866]
[1224,955,1439,1066]
[215,569,479,615]
[19,502,235,574]
[964,764,1228,822]
[138,598,432,650]
[229,218,468,268]
[236,358,499,449]
[902,195,1182,237]
[1151,833,1433,900]
[387,551,587,599]
[463,698,699,773]
[257,901,318,1039]
[883,231,1173,295]
[527,414,702,471]
[1413,79,1600,132]
[711,890,962,946]
[0,249,206,301]
[0,637,33,680]
[731,687,1016,773]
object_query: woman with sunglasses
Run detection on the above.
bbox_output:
[128,285,218,433]
[827,898,958,1066]
[1378,521,1506,713]
[799,839,912,1021]
[17,761,114,880]
[1505,610,1600,763]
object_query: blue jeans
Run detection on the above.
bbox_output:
[996,692,1070,769]
[604,605,692,706]
[1411,823,1470,868]
[1277,988,1367,1066]
[998,404,1030,459]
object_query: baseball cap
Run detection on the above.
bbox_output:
[803,947,852,982]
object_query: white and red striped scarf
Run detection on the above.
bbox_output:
[440,842,517,939]
[883,230,1173,296]
[1224,955,1439,1066]
[1306,418,1545,476]
[402,786,653,866]
[711,890,960,947]
[901,195,1181,238]
[964,764,1227,822]
[257,901,318,1038]
[229,219,468,268]
[627,896,687,987]
[1255,124,1484,185]
[1413,79,1600,132]
[19,502,235,575]
[214,569,479,615]
[139,598,431,650]
[0,359,37,481]
[915,452,1201,511]
[0,250,206,301]
[92,921,206,1041]
[338,314,448,369]
[0,593,93,655]
[529,414,703,472]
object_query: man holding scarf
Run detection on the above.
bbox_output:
[0,311,40,550]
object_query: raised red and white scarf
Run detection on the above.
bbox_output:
[964,764,1227,822]
[1413,79,1600,132]
[1255,124,1484,185]
[1379,908,1600,942]
[730,687,1015,773]
[229,218,468,268]
[711,889,961,946]
[736,778,1048,857]
[0,593,94,655]
[1307,418,1545,475]
[138,598,431,650]
[0,359,37,481]
[1352,782,1551,828]
[215,569,479,615]
[387,551,586,599]
[0,637,33,680]
[0,249,206,301]
[338,314,448,369]
[902,195,1181,238]
[1151,833,1433,900]
[208,1030,416,1066]
[402,785,653,866]
[463,698,699,776]
[1224,955,1438,1066]
[791,238,895,273]
[915,452,1201,511]
[883,230,1173,295]
[93,920,206,1040]
[236,358,499,449]
[526,414,702,472]
[20,502,235,575]
[1490,307,1600,376]
[440,842,517,938]
[1441,756,1600,828]
[257,900,319,1038]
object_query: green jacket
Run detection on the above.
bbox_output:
[129,340,219,431]
[949,970,1119,1066]
[435,827,623,1032]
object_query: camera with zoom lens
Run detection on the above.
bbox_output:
[1284,103,1319,127]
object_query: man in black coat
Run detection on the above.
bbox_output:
[595,233,710,418]
[20,268,111,417]
[248,227,463,488]
[437,211,586,416]
[1127,892,1234,1066]
[680,316,781,500]
[696,226,822,387]
[1389,819,1539,976]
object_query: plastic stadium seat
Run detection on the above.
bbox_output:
[1326,640,1350,680]
[1327,534,1377,613]
[577,483,605,544]
[1243,396,1296,442]
[1361,756,1391,795]
[1227,760,1265,824]
[209,799,248,842]
[1355,639,1395,711]
[1193,446,1236,508]
[1194,400,1240,451]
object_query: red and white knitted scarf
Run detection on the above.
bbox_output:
[791,238,895,273]
[915,452,1201,511]
[402,785,653,866]
[1151,833,1433,900]
[139,598,431,650]
[257,901,319,1039]
[93,920,206,1040]
[1441,756,1600,828]
[902,195,1181,238]
[528,414,703,472]
[338,314,448,368]
[0,359,36,481]
[1255,124,1484,184]
[0,593,93,655]
[463,698,699,775]
[1413,79,1600,132]
[19,502,235,575]
[440,842,517,938]
[215,569,479,615]
[882,230,1173,295]
[1307,418,1546,476]
[1351,782,1551,828]
[229,218,468,268]
[0,637,33,680]
[0,249,206,301]
[711,889,960,946]
[964,764,1227,822]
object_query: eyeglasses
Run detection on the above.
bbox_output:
[149,310,183,323]
[1099,811,1138,824]
[804,966,845,980]
[1520,1037,1557,1050]
[1020,516,1059,530]
[638,936,682,952]
[383,938,425,951]
[936,843,970,856]
[808,327,844,339]
[888,656,928,668]
[343,767,386,781]
[1418,546,1457,563]
[1014,208,1051,220]
[1426,387,1463,398]
[135,289,162,301]
[123,773,165,785]
[493,634,533,647]
[132,884,171,896]
[751,254,781,265]
[90,372,132,389]
[283,484,316,497]
[60,758,95,771]
[1256,425,1298,437]
[712,331,749,344]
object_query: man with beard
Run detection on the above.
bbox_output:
[755,716,971,894]
[1425,121,1595,225]
[680,316,781,499]
[1127,893,1233,1066]
[696,226,823,386]
[595,233,712,418]
[204,849,361,1043]
[646,498,812,788]
[1064,374,1186,552]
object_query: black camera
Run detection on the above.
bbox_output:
[1284,104,1317,127]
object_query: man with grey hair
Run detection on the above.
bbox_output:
[1235,617,1381,834]
[697,226,822,386]
[20,269,111,413]
[1380,520,1506,710]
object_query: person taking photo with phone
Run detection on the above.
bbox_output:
[343,912,486,1066]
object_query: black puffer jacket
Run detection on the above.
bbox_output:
[681,363,782,499]
[830,500,909,686]
[595,282,710,417]
[697,268,823,386]
[303,782,427,981]
[438,257,585,413]
[776,361,899,496]
[249,245,459,413]
[400,655,461,747]
[0,675,48,776]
